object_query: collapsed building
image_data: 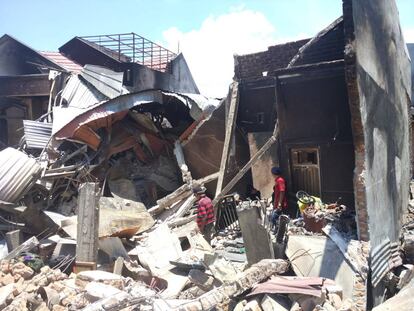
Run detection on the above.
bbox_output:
[0,0,413,310]
[233,1,412,305]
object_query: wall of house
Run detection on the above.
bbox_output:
[238,78,277,133]
[344,0,411,244]
[234,39,309,80]
[343,0,411,304]
[0,37,41,75]
[182,100,252,197]
[125,54,199,94]
[408,43,414,104]
[276,73,355,210]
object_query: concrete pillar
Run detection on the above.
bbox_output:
[5,230,23,251]
[237,203,274,265]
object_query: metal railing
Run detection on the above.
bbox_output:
[80,33,177,72]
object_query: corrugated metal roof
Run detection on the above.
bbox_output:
[39,51,83,73]
[23,120,52,149]
[80,65,127,99]
[371,238,402,287]
[0,148,42,203]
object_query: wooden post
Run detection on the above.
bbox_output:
[75,182,100,271]
[215,82,239,197]
[213,123,279,206]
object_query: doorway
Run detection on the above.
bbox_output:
[290,147,321,196]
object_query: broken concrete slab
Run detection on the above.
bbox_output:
[85,281,123,302]
[60,197,155,239]
[75,270,124,290]
[237,203,274,265]
[261,294,291,311]
[204,253,239,283]
[188,269,214,291]
[136,224,183,272]
[159,270,189,299]
[98,198,154,238]
[286,234,355,299]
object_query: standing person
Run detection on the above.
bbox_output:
[271,167,288,229]
[193,186,215,244]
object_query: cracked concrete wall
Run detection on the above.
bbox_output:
[344,0,411,293]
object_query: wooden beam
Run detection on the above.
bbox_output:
[215,82,239,197]
[213,122,279,206]
[153,172,220,215]
[76,182,100,268]
[0,74,51,97]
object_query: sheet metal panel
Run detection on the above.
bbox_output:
[0,148,42,203]
[371,238,402,287]
[80,65,126,99]
[23,120,52,149]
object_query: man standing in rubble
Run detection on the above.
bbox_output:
[271,167,288,229]
[193,186,215,244]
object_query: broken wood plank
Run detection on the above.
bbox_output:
[213,123,279,205]
[154,172,219,215]
[76,182,100,267]
[167,215,197,228]
[215,82,239,197]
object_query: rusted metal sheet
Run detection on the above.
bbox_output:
[39,51,82,73]
[248,276,335,298]
[23,120,52,149]
[0,147,42,203]
[54,86,219,149]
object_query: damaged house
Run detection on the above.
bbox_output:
[232,0,411,307]
[0,32,199,148]
[0,31,223,216]
[0,0,413,310]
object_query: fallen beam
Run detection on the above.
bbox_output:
[76,182,100,270]
[215,82,239,197]
[161,259,289,310]
[153,172,219,215]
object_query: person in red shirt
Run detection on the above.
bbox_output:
[193,186,215,244]
[271,167,288,230]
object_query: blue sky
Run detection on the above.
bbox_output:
[1,0,413,96]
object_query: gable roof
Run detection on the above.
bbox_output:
[0,34,69,74]
[39,51,82,73]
